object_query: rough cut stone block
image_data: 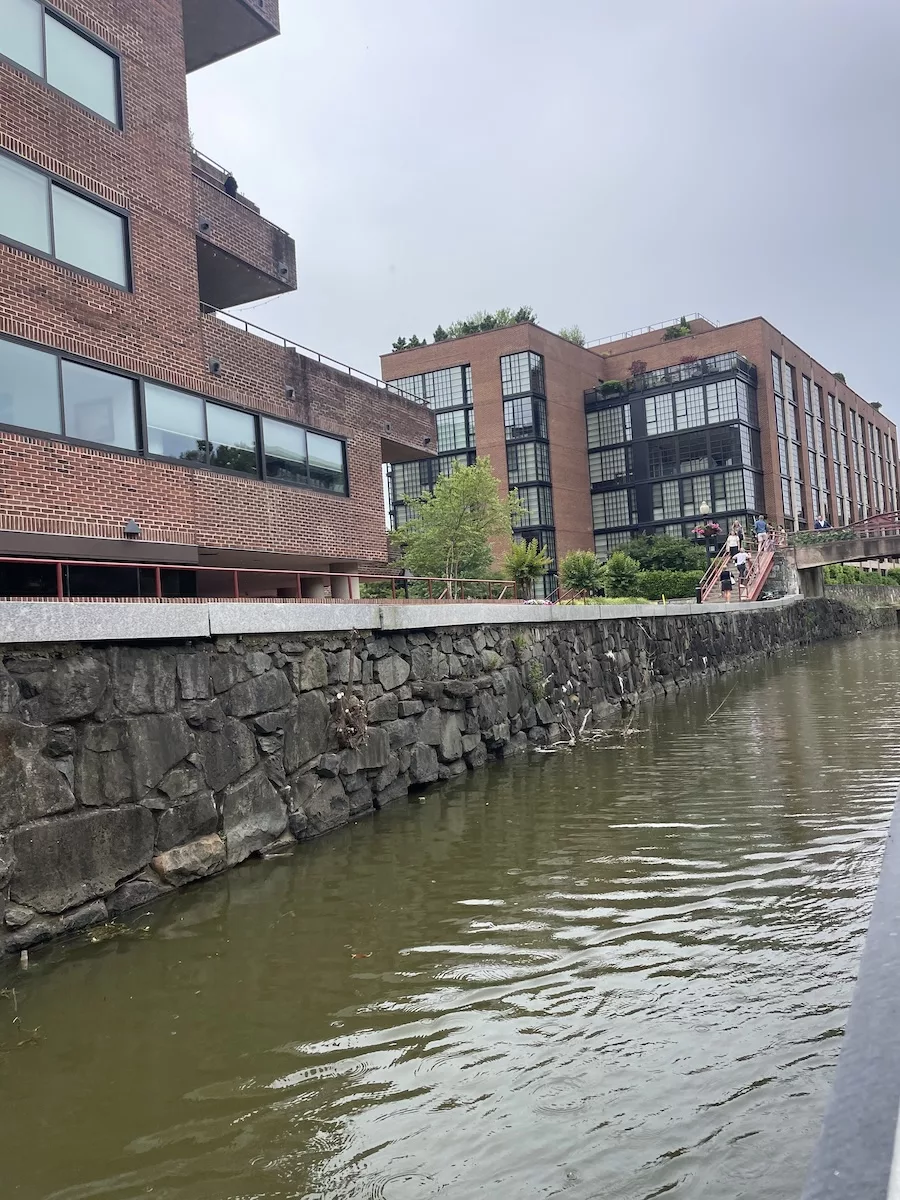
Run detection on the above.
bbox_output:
[438,714,464,763]
[75,740,132,807]
[226,670,293,718]
[176,653,211,700]
[374,774,410,808]
[409,742,439,785]
[0,717,75,831]
[464,742,488,770]
[0,663,19,713]
[293,649,328,692]
[374,755,400,793]
[19,656,109,723]
[284,691,331,772]
[349,783,374,818]
[158,765,204,800]
[4,900,108,953]
[302,777,350,838]
[367,693,399,723]
[152,834,227,885]
[384,718,418,749]
[197,717,257,792]
[11,807,155,913]
[110,648,176,714]
[107,873,173,917]
[357,727,391,769]
[398,699,425,717]
[221,769,287,865]
[156,791,218,852]
[375,654,410,691]
[127,714,194,795]
[416,706,442,746]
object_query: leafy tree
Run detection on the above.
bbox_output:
[558,325,586,346]
[833,371,846,383]
[601,551,643,597]
[624,533,705,572]
[390,458,519,588]
[662,315,692,342]
[442,307,538,340]
[433,325,449,342]
[504,538,551,599]
[391,334,426,352]
[560,549,604,596]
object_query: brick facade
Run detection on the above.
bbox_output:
[0,0,433,579]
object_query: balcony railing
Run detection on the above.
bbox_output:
[630,352,757,393]
[586,313,718,348]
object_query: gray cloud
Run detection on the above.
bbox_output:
[188,0,900,414]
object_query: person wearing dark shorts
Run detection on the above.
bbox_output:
[720,567,734,601]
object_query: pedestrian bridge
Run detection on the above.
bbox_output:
[792,513,900,570]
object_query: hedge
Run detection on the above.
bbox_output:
[634,570,704,600]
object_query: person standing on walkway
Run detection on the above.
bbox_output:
[735,547,751,588]
[720,564,734,601]
[733,520,745,548]
[726,527,741,561]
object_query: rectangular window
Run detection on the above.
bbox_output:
[778,436,789,476]
[507,441,550,485]
[51,184,128,286]
[594,531,630,559]
[0,1,121,125]
[802,376,812,412]
[0,337,60,433]
[144,384,205,461]
[263,418,307,486]
[61,360,136,450]
[586,405,631,448]
[706,378,737,423]
[513,485,554,528]
[308,432,347,494]
[436,409,472,453]
[501,351,545,398]
[681,475,711,517]
[709,425,742,469]
[645,393,674,435]
[675,386,704,429]
[0,151,129,287]
[783,364,796,404]
[592,488,634,528]
[782,477,793,517]
[771,353,783,395]
[649,438,676,478]
[207,403,257,475]
[589,446,632,484]
[679,430,708,474]
[652,480,681,521]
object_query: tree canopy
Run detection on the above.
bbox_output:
[622,533,705,572]
[504,538,551,599]
[390,458,520,583]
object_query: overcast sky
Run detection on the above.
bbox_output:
[188,0,899,416]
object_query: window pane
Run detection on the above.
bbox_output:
[62,360,136,449]
[145,383,205,461]
[44,14,119,124]
[0,338,60,433]
[263,417,306,484]
[51,186,128,286]
[308,432,346,494]
[0,154,51,253]
[207,403,257,475]
[501,351,545,398]
[0,0,43,75]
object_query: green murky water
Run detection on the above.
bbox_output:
[2,631,899,1200]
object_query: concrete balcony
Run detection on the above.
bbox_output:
[183,0,280,73]
[192,152,296,310]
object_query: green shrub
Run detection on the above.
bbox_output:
[560,549,604,595]
[636,569,704,600]
[623,533,706,572]
[601,551,642,597]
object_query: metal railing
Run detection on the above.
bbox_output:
[789,512,900,546]
[629,352,757,392]
[0,557,517,604]
[190,148,291,236]
[204,309,426,405]
[586,313,718,348]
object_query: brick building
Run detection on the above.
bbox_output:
[0,0,434,599]
[381,315,898,588]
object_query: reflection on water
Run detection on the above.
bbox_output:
[2,632,899,1200]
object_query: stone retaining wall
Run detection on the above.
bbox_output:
[0,598,893,954]
[826,584,900,607]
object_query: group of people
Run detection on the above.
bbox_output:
[718,517,778,599]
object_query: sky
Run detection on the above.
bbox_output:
[187,0,900,417]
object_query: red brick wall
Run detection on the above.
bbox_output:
[193,174,297,291]
[0,0,431,567]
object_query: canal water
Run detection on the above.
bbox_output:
[2,630,900,1200]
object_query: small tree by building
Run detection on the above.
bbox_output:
[504,538,551,599]
[601,551,642,597]
[560,549,604,596]
[390,458,519,590]
[558,325,586,347]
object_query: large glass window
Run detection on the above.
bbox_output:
[507,441,550,485]
[1,0,44,75]
[44,12,119,125]
[263,418,306,486]
[645,393,674,435]
[207,403,257,475]
[504,395,547,442]
[0,337,60,433]
[308,433,347,494]
[512,485,554,528]
[589,446,631,485]
[144,384,205,461]
[681,475,711,516]
[592,489,635,528]
[706,378,737,423]
[679,431,708,474]
[51,184,128,286]
[0,1,121,125]
[0,153,51,253]
[436,408,472,453]
[652,480,680,521]
[389,365,472,411]
[709,425,742,469]
[649,438,676,478]
[61,360,136,450]
[594,531,631,559]
[501,351,545,398]
[675,386,705,429]
[771,353,783,395]
[0,152,129,287]
[586,405,632,448]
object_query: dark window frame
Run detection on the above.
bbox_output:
[0,148,133,291]
[0,0,125,129]
[0,331,349,497]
